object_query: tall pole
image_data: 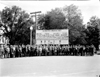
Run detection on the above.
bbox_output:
[30,26,33,45]
[30,29,32,45]
[35,13,37,45]
[30,11,41,45]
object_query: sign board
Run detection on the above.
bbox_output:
[36,29,69,45]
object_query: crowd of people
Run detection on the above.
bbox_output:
[0,45,96,58]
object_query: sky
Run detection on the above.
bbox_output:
[0,0,100,24]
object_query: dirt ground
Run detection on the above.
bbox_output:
[0,55,100,77]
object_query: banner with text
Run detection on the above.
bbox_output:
[36,29,69,45]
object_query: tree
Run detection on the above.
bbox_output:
[85,16,100,50]
[38,8,66,30]
[0,6,34,45]
[62,4,86,45]
[38,5,86,45]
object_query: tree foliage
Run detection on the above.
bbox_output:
[38,8,66,30]
[1,5,99,46]
[62,4,86,45]
[85,16,100,50]
[0,6,34,45]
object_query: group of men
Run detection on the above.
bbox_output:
[0,44,96,58]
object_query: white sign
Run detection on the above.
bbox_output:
[36,29,69,45]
